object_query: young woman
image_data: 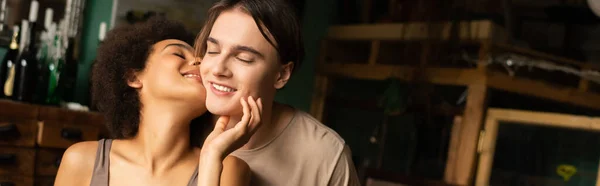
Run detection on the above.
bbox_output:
[54,17,262,186]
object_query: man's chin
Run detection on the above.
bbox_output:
[207,104,240,116]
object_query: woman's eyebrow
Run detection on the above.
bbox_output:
[163,43,193,51]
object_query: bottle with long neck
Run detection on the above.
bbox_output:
[0,0,9,39]
[12,0,39,102]
[46,31,60,105]
[0,25,18,98]
[33,8,54,104]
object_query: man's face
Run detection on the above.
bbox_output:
[200,8,290,117]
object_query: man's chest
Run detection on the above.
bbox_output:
[237,151,331,186]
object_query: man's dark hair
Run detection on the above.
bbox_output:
[91,17,209,142]
[195,0,304,74]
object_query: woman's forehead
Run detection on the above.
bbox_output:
[155,39,193,50]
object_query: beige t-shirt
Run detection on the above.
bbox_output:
[231,110,361,186]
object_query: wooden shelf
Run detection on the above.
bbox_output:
[38,105,104,127]
[328,20,508,43]
[0,100,39,120]
[0,99,104,126]
[317,63,600,110]
[317,63,480,86]
[487,71,600,110]
[493,43,600,70]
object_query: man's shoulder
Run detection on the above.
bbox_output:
[289,109,347,153]
[289,110,359,185]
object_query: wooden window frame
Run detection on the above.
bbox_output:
[475,108,600,186]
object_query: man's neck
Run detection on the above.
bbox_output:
[211,102,294,150]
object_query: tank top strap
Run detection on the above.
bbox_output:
[187,166,199,186]
[89,138,113,186]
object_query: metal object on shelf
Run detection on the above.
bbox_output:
[461,50,600,85]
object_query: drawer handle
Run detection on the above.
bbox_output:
[61,128,83,141]
[0,154,16,165]
[0,182,16,186]
[0,123,19,140]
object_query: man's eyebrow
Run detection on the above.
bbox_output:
[207,37,219,45]
[233,45,264,58]
[162,43,193,51]
[207,37,264,58]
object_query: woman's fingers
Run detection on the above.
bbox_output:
[247,96,261,130]
[234,98,251,133]
[214,116,230,132]
[257,98,263,115]
[247,96,255,128]
[203,96,263,157]
[248,98,263,135]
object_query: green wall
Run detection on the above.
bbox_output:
[74,0,114,105]
[273,0,336,112]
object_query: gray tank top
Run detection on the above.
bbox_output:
[89,139,199,186]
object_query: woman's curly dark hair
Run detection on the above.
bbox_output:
[91,17,209,143]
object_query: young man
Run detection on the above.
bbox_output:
[195,0,360,185]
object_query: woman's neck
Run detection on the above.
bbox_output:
[127,103,197,175]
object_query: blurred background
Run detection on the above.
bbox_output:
[1,0,600,186]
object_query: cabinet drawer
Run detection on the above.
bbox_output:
[35,149,64,176]
[0,120,37,147]
[0,175,33,186]
[37,121,99,149]
[0,147,35,176]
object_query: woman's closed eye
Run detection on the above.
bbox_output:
[173,53,185,59]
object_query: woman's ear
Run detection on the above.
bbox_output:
[274,62,294,89]
[126,71,143,89]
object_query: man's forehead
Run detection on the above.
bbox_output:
[209,17,267,45]
[209,10,277,49]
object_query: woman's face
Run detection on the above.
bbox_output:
[132,39,207,117]
[200,9,291,117]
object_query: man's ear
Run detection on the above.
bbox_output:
[274,62,294,89]
[126,71,143,89]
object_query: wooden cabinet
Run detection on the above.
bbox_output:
[0,120,37,147]
[33,177,54,186]
[0,147,35,176]
[0,100,107,185]
[0,175,34,186]
[35,149,64,176]
[37,121,100,149]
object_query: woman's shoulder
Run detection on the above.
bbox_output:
[61,141,100,173]
[54,140,101,185]
[63,140,100,164]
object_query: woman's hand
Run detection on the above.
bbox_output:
[197,96,262,186]
[201,96,263,160]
